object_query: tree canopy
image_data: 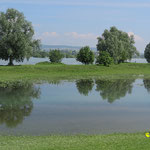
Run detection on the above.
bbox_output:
[0,8,40,65]
[76,46,94,65]
[97,26,139,64]
[144,43,150,63]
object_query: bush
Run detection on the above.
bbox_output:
[96,51,113,67]
[76,46,94,65]
[49,50,64,63]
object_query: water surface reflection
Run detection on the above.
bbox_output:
[0,84,40,127]
[0,78,150,135]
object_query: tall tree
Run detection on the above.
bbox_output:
[97,26,139,64]
[0,8,40,65]
[144,43,150,63]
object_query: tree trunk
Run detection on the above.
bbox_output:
[8,57,14,66]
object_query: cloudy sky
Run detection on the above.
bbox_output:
[0,0,150,52]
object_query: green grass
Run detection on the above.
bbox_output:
[0,62,150,87]
[0,133,149,150]
[0,63,150,87]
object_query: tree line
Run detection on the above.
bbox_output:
[0,8,150,66]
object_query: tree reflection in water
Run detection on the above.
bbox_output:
[143,79,150,93]
[0,83,40,128]
[95,79,135,103]
[76,79,94,96]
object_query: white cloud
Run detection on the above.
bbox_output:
[36,31,98,47]
[39,32,59,39]
[65,32,98,40]
[128,32,147,53]
[128,32,144,42]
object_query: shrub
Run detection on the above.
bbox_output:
[96,51,113,67]
[76,46,94,65]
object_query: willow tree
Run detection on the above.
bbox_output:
[97,26,139,64]
[0,8,40,65]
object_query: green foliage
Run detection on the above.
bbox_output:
[49,50,64,63]
[144,43,150,63]
[97,26,139,64]
[0,8,40,65]
[32,49,49,58]
[76,46,94,65]
[96,51,113,66]
[61,50,77,58]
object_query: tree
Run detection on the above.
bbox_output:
[76,46,94,65]
[49,49,64,63]
[0,8,40,65]
[96,51,113,67]
[144,43,150,63]
[97,26,139,64]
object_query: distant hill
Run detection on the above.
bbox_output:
[41,45,97,51]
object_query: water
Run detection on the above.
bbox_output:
[128,58,147,63]
[0,58,146,65]
[0,58,82,65]
[0,78,150,135]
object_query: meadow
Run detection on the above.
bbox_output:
[0,62,150,87]
[0,133,149,150]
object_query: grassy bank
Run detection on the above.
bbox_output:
[0,133,149,150]
[0,63,150,87]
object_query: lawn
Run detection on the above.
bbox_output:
[0,133,149,150]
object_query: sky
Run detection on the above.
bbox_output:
[0,0,150,53]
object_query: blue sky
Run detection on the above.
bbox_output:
[0,0,150,52]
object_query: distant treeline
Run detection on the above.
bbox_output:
[32,49,98,58]
[32,49,78,58]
